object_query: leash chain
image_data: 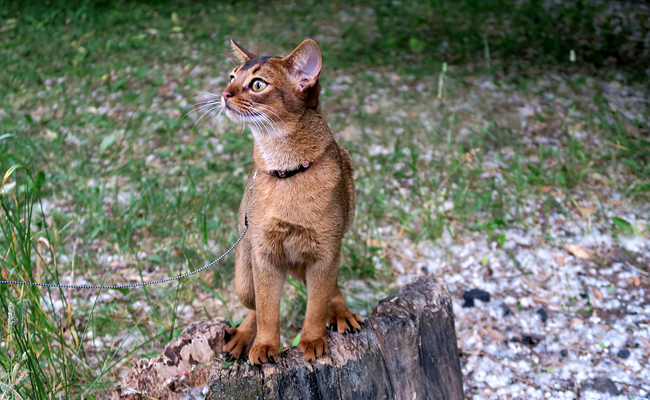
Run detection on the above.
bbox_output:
[0,220,247,290]
[1,165,258,290]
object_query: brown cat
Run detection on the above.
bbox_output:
[220,39,362,364]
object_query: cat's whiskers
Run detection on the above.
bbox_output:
[183,100,220,120]
[237,103,272,135]
[199,91,222,99]
[247,105,284,137]
[241,112,247,134]
[223,103,255,132]
[191,103,222,133]
[250,102,289,131]
[245,106,273,135]
[222,54,237,68]
[259,115,276,136]
[249,111,275,136]
[245,109,268,137]
[245,114,267,136]
[221,101,286,138]
[182,92,222,123]
[212,110,225,133]
[186,92,220,110]
[258,108,289,139]
[208,106,225,133]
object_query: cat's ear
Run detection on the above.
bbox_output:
[282,39,322,92]
[230,39,257,63]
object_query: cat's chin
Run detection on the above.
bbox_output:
[224,107,244,123]
[224,107,255,123]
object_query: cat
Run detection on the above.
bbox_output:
[220,39,362,364]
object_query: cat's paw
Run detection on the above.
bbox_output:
[329,309,363,334]
[223,327,255,360]
[249,342,279,365]
[298,336,328,362]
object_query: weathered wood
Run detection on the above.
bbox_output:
[111,275,463,400]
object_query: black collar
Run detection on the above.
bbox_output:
[268,162,310,178]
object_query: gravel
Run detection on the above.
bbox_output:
[395,193,649,399]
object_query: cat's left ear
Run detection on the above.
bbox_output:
[231,39,257,63]
[282,39,322,92]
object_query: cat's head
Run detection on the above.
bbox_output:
[220,39,322,133]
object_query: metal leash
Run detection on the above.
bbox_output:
[0,220,247,290]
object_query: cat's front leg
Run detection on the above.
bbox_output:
[298,252,338,362]
[248,253,285,365]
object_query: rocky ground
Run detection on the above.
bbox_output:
[408,196,649,399]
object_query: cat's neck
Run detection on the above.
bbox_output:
[251,107,333,171]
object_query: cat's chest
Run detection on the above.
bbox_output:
[248,168,340,225]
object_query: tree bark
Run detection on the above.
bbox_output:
[112,275,464,400]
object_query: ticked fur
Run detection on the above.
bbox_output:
[220,39,361,364]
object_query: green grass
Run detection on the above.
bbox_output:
[1,0,648,96]
[1,0,649,398]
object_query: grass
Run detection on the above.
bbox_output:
[1,0,649,398]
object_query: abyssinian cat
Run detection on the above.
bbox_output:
[219,39,362,364]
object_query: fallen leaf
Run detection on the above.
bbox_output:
[628,276,641,287]
[43,129,58,141]
[565,243,591,259]
[578,205,595,217]
[518,106,535,118]
[365,238,387,249]
[99,133,116,155]
[483,326,506,343]
[591,286,603,303]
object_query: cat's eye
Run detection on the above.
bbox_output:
[229,75,235,83]
[250,79,267,92]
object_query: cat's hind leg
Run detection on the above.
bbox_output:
[329,284,363,334]
[224,310,256,359]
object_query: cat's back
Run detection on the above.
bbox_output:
[339,146,355,231]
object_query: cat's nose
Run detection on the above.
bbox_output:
[222,91,233,101]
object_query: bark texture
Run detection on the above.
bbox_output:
[111,275,464,400]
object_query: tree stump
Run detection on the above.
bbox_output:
[111,275,464,400]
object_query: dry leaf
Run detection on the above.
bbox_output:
[628,276,641,287]
[482,326,506,343]
[565,243,591,259]
[365,238,387,249]
[578,205,595,217]
[591,286,604,303]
